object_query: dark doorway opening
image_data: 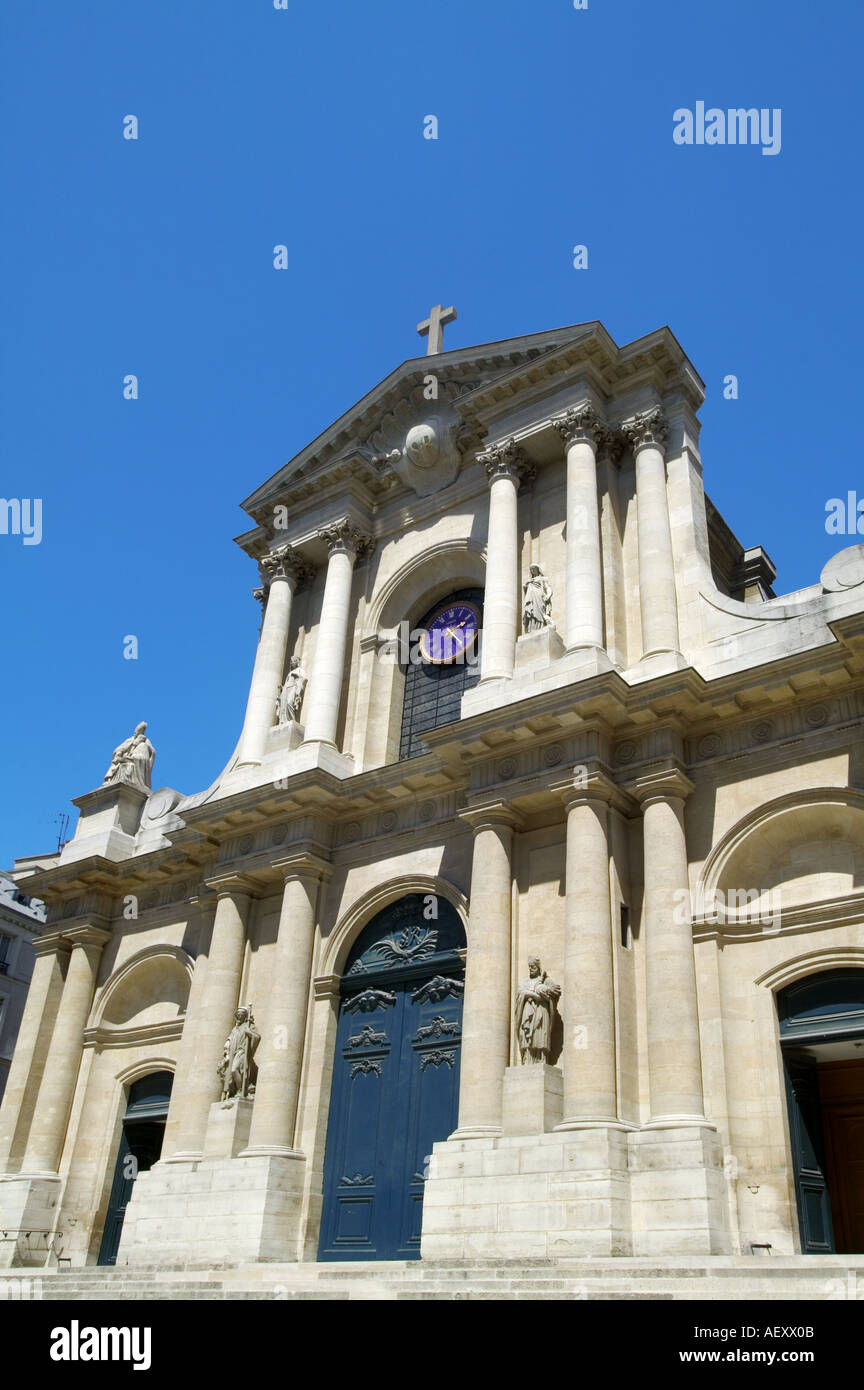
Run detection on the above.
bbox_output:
[97,1070,173,1266]
[779,969,864,1253]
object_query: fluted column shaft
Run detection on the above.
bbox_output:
[554,408,604,651]
[22,928,110,1173]
[454,811,517,1137]
[237,546,306,767]
[0,935,68,1173]
[639,773,706,1125]
[557,786,618,1128]
[478,441,532,682]
[303,523,368,746]
[625,409,680,658]
[244,861,327,1156]
[173,887,249,1157]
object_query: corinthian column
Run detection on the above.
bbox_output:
[22,927,110,1174]
[477,439,533,682]
[636,768,707,1126]
[452,805,519,1138]
[303,522,370,748]
[556,777,620,1129]
[553,406,605,652]
[243,856,329,1157]
[237,545,310,767]
[622,408,680,660]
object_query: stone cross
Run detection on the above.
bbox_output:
[417,303,457,356]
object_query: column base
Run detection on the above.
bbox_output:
[555,1117,633,1132]
[633,648,689,679]
[117,1153,308,1267]
[237,1145,306,1160]
[448,1126,503,1141]
[641,1114,716,1131]
[0,1173,62,1268]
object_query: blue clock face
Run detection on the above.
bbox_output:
[419,602,480,665]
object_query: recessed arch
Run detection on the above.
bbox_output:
[697,788,864,915]
[365,538,486,638]
[91,945,194,1032]
[320,875,469,980]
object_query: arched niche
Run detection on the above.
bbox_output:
[92,945,193,1037]
[698,789,864,919]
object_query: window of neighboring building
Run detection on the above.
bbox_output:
[0,935,11,976]
[399,588,484,761]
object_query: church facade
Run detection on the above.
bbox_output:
[3,314,864,1270]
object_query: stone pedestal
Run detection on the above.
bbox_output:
[0,1174,62,1268]
[421,1124,731,1261]
[502,1064,562,1135]
[514,625,564,673]
[266,719,303,755]
[59,783,148,864]
[202,1098,253,1160]
[629,1126,728,1256]
[117,1154,307,1266]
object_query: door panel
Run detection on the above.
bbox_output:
[319,973,463,1262]
[784,1053,835,1253]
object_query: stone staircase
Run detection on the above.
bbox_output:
[3,1255,864,1300]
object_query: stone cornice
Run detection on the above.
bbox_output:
[64,925,113,950]
[83,1017,185,1051]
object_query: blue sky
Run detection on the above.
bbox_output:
[1,0,861,868]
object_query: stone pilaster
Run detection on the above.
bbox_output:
[21,928,110,1174]
[242,855,330,1157]
[477,440,534,681]
[237,545,311,767]
[622,408,681,660]
[452,804,520,1138]
[303,522,371,747]
[635,767,707,1127]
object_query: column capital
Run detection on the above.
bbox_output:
[319,520,373,560]
[556,767,617,812]
[458,800,524,835]
[621,407,668,455]
[272,851,332,885]
[631,764,694,806]
[477,437,535,486]
[201,872,258,901]
[551,404,602,449]
[259,544,315,588]
[62,925,112,951]
[31,930,73,957]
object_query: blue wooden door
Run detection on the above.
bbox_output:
[319,895,465,1261]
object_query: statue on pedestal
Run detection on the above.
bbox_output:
[277,656,307,725]
[102,721,155,793]
[218,1005,260,1102]
[515,957,561,1064]
[522,564,553,633]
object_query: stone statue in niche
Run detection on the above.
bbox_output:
[515,957,561,1064]
[218,1004,260,1102]
[277,655,307,724]
[522,564,553,633]
[102,721,155,793]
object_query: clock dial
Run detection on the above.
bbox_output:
[419,602,480,665]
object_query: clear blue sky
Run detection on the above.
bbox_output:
[1,0,861,867]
